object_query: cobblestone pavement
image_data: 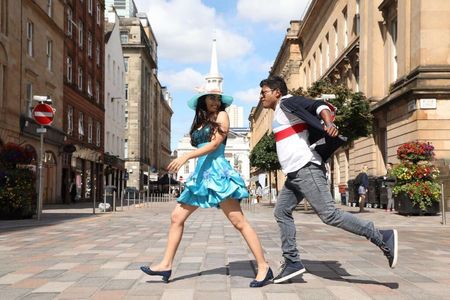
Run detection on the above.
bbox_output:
[0,201,449,300]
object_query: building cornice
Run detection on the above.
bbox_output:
[371,65,450,112]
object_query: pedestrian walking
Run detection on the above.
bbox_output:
[383,162,396,212]
[140,88,273,287]
[258,76,398,284]
[355,165,369,212]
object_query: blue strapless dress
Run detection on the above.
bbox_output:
[177,126,249,208]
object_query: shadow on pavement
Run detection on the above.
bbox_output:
[300,259,399,289]
[0,202,102,233]
[143,259,398,289]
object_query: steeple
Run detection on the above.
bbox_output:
[204,38,223,92]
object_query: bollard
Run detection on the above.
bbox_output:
[113,191,116,213]
[441,183,447,225]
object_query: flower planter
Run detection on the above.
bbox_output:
[394,192,440,216]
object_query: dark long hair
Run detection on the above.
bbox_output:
[189,95,227,147]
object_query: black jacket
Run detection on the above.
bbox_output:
[280,95,347,162]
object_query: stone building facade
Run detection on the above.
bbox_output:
[253,0,450,196]
[63,0,105,203]
[120,13,172,190]
[0,0,66,204]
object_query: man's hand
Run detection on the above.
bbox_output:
[324,122,339,137]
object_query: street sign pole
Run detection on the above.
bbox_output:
[32,97,54,221]
[36,126,47,221]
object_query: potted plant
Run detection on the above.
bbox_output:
[391,141,441,215]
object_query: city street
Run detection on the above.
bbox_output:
[0,202,449,300]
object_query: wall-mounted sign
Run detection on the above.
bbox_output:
[419,98,437,109]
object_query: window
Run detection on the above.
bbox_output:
[96,122,101,146]
[125,110,128,128]
[88,0,93,14]
[319,45,323,76]
[0,63,5,108]
[124,139,128,158]
[125,83,128,100]
[46,0,53,17]
[67,106,73,134]
[96,3,101,25]
[88,117,93,143]
[124,57,128,72]
[87,32,92,57]
[87,76,92,96]
[66,7,73,36]
[334,21,338,59]
[78,20,83,48]
[46,40,53,71]
[95,82,100,103]
[77,66,83,90]
[26,83,33,117]
[312,54,316,82]
[355,0,360,35]
[112,60,116,84]
[325,34,330,68]
[26,21,33,57]
[1,0,7,34]
[66,56,73,82]
[388,17,398,82]
[343,7,348,47]
[78,112,84,140]
[96,44,100,66]
[120,31,128,44]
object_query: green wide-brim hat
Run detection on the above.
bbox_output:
[187,91,233,110]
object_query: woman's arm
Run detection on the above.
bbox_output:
[167,111,230,173]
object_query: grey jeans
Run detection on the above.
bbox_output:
[274,163,384,263]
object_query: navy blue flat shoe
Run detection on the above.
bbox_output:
[249,267,274,288]
[140,265,172,283]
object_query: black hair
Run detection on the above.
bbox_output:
[259,75,288,96]
[189,95,227,147]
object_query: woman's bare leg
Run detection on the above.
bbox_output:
[150,203,198,271]
[219,198,269,281]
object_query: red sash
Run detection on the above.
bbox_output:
[274,123,308,142]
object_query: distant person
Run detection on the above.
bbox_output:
[140,88,272,287]
[258,76,398,284]
[355,165,369,212]
[69,175,77,203]
[255,181,263,203]
[383,163,396,212]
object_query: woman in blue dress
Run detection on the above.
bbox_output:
[140,90,273,287]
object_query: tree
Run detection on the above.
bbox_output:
[290,79,373,143]
[249,132,280,204]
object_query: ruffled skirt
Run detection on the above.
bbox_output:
[177,143,249,208]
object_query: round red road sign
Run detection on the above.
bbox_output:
[32,103,55,126]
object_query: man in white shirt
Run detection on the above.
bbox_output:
[259,76,398,284]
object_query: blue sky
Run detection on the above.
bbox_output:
[133,0,311,150]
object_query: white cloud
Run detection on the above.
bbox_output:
[158,68,205,92]
[237,0,310,30]
[134,0,253,63]
[233,87,261,104]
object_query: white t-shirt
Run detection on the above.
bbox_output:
[272,95,329,174]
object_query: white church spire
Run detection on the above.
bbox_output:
[204,37,223,93]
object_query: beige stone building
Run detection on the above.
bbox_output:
[120,13,172,190]
[252,0,450,196]
[0,0,65,204]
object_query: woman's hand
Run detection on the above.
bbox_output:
[167,156,188,173]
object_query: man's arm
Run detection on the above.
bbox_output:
[319,109,338,137]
